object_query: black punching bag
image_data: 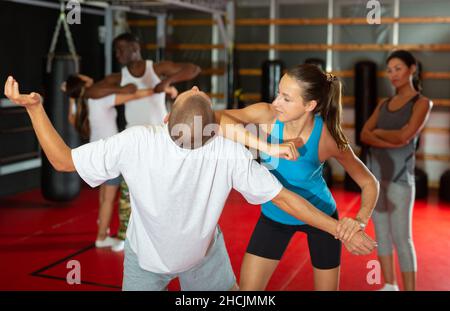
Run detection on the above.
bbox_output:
[354,61,377,146]
[322,161,333,188]
[261,60,284,103]
[414,167,428,199]
[345,61,377,192]
[413,62,429,199]
[42,54,81,201]
[226,47,246,109]
[304,58,326,71]
[227,48,246,109]
[439,170,450,202]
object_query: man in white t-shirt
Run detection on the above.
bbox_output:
[4,77,377,291]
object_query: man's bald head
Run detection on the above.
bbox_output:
[168,87,218,149]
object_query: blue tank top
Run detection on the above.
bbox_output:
[261,115,336,225]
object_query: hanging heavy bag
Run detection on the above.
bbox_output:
[261,60,285,104]
[41,3,81,201]
[345,60,377,192]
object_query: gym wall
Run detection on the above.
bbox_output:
[128,0,450,188]
[0,0,105,196]
[1,0,449,196]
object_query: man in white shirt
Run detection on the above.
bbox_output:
[85,32,201,128]
[4,77,377,291]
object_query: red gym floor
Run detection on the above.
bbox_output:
[1,184,449,291]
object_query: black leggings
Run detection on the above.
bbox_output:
[246,211,341,270]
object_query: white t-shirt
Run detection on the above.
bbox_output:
[71,125,282,274]
[87,94,118,142]
[121,60,167,127]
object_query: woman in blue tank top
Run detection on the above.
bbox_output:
[361,50,432,291]
[216,64,380,290]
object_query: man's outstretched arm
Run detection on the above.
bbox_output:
[272,188,338,236]
[271,188,377,255]
[4,76,75,172]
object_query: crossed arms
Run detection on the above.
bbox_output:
[85,61,201,99]
[361,98,433,148]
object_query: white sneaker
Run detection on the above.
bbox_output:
[378,283,400,291]
[95,236,121,248]
[111,240,125,252]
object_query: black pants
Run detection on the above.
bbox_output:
[246,211,341,269]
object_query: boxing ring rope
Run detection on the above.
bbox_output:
[128,16,450,26]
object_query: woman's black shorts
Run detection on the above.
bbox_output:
[246,211,341,270]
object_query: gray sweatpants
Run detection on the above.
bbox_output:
[122,226,236,291]
[372,181,417,272]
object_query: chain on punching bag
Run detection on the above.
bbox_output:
[46,1,79,74]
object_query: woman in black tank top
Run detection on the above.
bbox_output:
[361,50,433,291]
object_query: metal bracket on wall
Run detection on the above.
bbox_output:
[0,99,16,108]
[0,158,42,176]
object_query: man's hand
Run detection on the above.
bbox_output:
[121,83,138,94]
[165,86,178,99]
[4,76,42,107]
[266,142,300,161]
[336,217,363,242]
[154,80,171,93]
[342,231,377,256]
